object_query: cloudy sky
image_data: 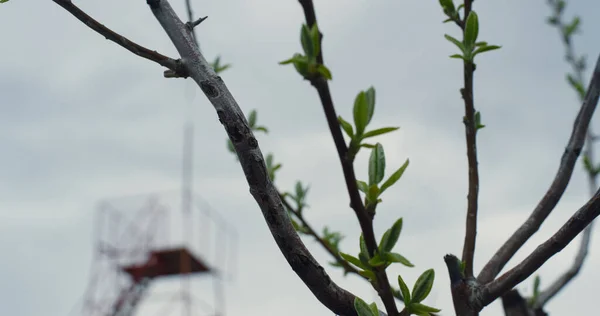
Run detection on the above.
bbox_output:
[1,0,600,315]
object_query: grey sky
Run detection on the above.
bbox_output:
[1,0,600,315]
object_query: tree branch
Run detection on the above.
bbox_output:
[478,54,600,284]
[459,0,480,279]
[145,0,357,314]
[279,193,364,278]
[52,0,186,78]
[297,1,398,314]
[482,184,600,306]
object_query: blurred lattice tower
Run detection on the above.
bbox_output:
[76,123,237,316]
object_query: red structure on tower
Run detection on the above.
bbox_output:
[74,122,237,316]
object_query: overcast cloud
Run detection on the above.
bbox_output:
[1,0,600,315]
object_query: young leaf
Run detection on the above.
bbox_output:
[357,180,369,193]
[450,54,466,60]
[317,64,332,80]
[411,269,435,303]
[398,275,411,306]
[365,87,376,125]
[438,0,456,15]
[292,57,310,77]
[368,253,387,267]
[254,126,269,133]
[338,116,355,138]
[444,34,465,53]
[353,92,369,136]
[368,143,386,186]
[300,24,315,60]
[410,303,441,314]
[368,302,379,316]
[381,218,403,253]
[384,252,414,267]
[362,127,399,139]
[354,297,376,316]
[279,53,305,65]
[248,110,257,127]
[464,11,479,49]
[367,184,380,206]
[358,269,377,281]
[309,24,321,58]
[359,234,370,260]
[380,159,409,194]
[473,44,501,57]
[340,252,368,270]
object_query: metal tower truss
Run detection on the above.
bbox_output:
[77,191,236,316]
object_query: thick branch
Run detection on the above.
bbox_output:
[478,54,600,284]
[460,0,479,279]
[52,0,186,77]
[145,1,357,314]
[482,181,600,306]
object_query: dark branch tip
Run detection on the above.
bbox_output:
[146,0,160,9]
[186,16,208,31]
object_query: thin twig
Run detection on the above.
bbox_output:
[459,0,479,280]
[51,0,186,78]
[279,193,363,277]
[532,4,598,306]
[477,53,600,284]
[480,53,600,306]
[297,1,398,314]
[184,0,200,48]
[146,0,358,314]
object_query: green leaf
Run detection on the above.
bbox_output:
[380,159,409,194]
[474,111,485,130]
[368,253,387,267]
[254,126,269,133]
[368,143,386,186]
[354,297,376,316]
[362,127,399,139]
[340,252,368,270]
[358,269,377,281]
[384,252,414,267]
[583,155,596,175]
[438,0,456,15]
[361,143,377,149]
[365,87,376,125]
[357,180,369,193]
[411,269,435,303]
[398,275,411,306]
[353,91,369,136]
[473,45,502,57]
[411,303,441,314]
[381,218,403,253]
[566,73,586,98]
[248,110,257,127]
[309,24,321,58]
[279,53,305,65]
[464,11,479,49]
[317,64,332,80]
[226,139,235,153]
[300,24,315,60]
[359,234,370,259]
[368,302,379,316]
[444,34,465,53]
[0,0,10,3]
[449,54,466,60]
[367,184,380,205]
[533,275,541,297]
[564,16,580,37]
[293,58,310,77]
[338,116,354,138]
